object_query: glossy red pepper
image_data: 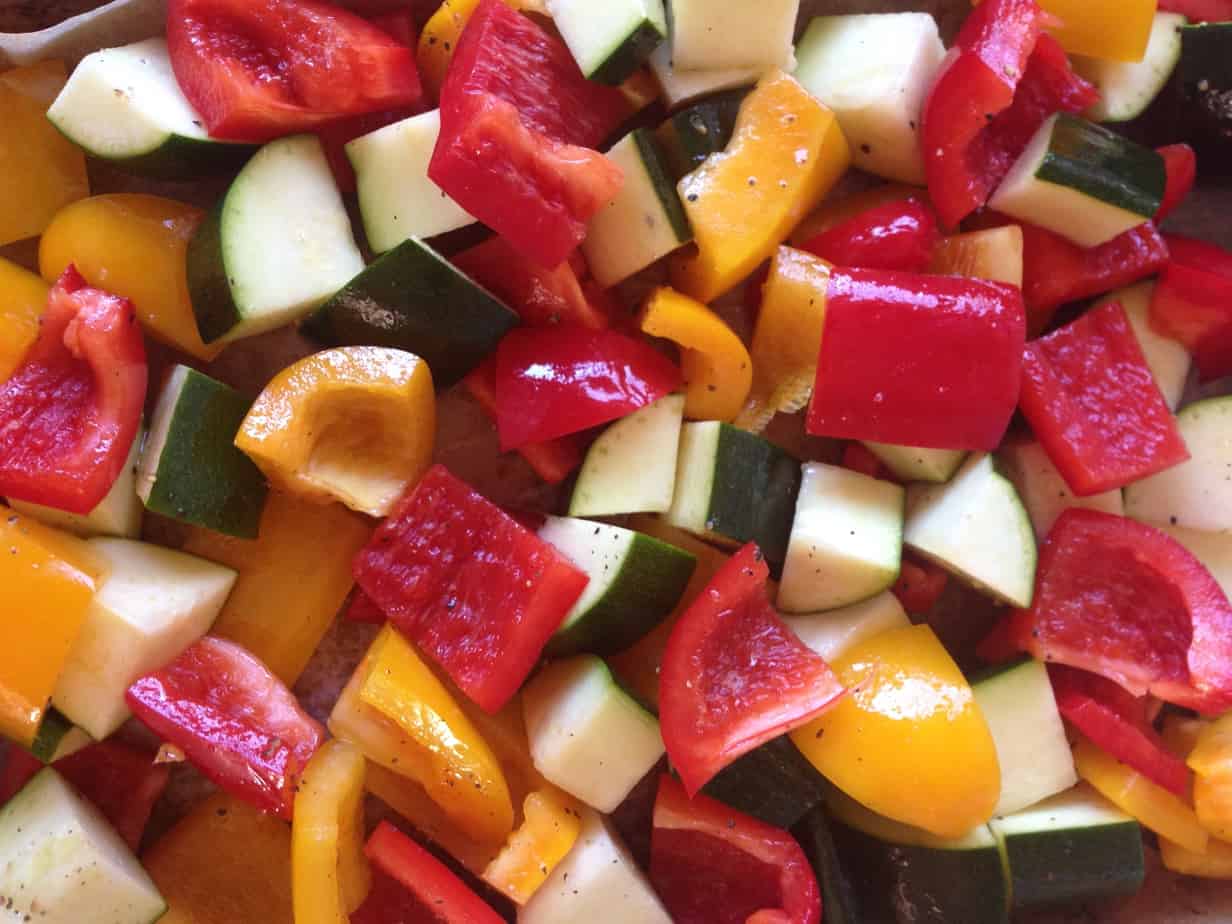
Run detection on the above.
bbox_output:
[0,266,146,515]
[345,588,386,624]
[651,774,821,924]
[1049,664,1191,797]
[891,554,950,615]
[428,0,627,268]
[353,465,589,713]
[1150,235,1232,382]
[806,268,1025,451]
[463,360,585,484]
[352,822,504,924]
[166,0,423,143]
[1157,144,1198,223]
[920,0,1046,227]
[493,325,681,451]
[1010,509,1232,715]
[126,636,325,820]
[1019,301,1189,496]
[799,198,939,273]
[659,543,846,796]
[1158,0,1232,21]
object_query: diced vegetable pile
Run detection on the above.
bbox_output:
[6,0,1232,921]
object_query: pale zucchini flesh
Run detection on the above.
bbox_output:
[781,590,910,664]
[998,439,1124,541]
[1094,281,1191,411]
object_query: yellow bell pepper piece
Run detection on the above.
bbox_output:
[330,625,515,846]
[1188,712,1232,778]
[1184,714,1232,841]
[790,184,926,247]
[236,347,435,518]
[929,226,1025,288]
[182,490,371,685]
[293,740,371,924]
[1161,835,1232,879]
[670,70,850,304]
[483,789,584,905]
[39,194,220,362]
[734,246,831,433]
[639,287,751,422]
[417,0,546,101]
[1073,735,1209,854]
[0,257,48,383]
[0,506,99,746]
[0,61,88,247]
[144,793,294,924]
[791,624,1001,839]
[973,0,1156,62]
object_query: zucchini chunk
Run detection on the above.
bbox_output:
[547,0,666,85]
[1074,12,1187,123]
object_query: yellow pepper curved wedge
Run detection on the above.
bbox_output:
[1161,835,1232,880]
[0,257,48,383]
[39,194,220,361]
[735,246,830,433]
[0,506,100,747]
[1185,714,1232,841]
[791,624,1001,839]
[670,70,849,305]
[417,0,546,101]
[293,740,371,924]
[236,347,435,518]
[483,789,584,904]
[0,61,89,247]
[639,287,751,422]
[1074,735,1209,855]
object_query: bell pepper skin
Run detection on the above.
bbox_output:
[0,511,99,748]
[1019,301,1189,496]
[235,346,435,518]
[792,624,1001,839]
[735,247,831,433]
[1150,235,1232,382]
[1157,144,1197,223]
[921,0,1045,227]
[660,543,846,796]
[806,268,1025,451]
[356,821,505,924]
[891,555,950,615]
[0,258,48,384]
[144,793,295,924]
[1011,509,1232,715]
[671,69,850,304]
[293,740,372,924]
[0,61,89,247]
[1074,735,1209,854]
[126,636,325,819]
[482,789,584,904]
[354,465,588,713]
[650,774,821,924]
[639,288,751,422]
[493,325,681,451]
[1049,665,1190,797]
[800,198,939,273]
[38,194,221,361]
[1024,0,1157,61]
[790,185,928,249]
[0,267,146,515]
[182,490,372,685]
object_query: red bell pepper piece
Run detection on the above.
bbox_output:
[166,0,423,144]
[1156,144,1198,223]
[1158,0,1232,21]
[650,774,821,924]
[0,266,146,515]
[659,544,846,796]
[429,0,627,268]
[1019,301,1189,496]
[975,616,1021,665]
[891,554,950,615]
[1049,664,1191,797]
[353,465,589,713]
[368,9,415,47]
[1010,509,1232,715]
[799,198,940,273]
[806,268,1026,451]
[345,588,386,624]
[920,0,1046,227]
[126,636,325,820]
[353,821,504,924]
[0,746,40,807]
[493,325,681,451]
[1150,234,1232,382]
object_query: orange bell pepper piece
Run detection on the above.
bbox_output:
[482,789,584,904]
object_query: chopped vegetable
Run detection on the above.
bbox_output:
[1150,235,1232,382]
[799,196,939,273]
[1157,143,1198,220]
[0,257,47,384]
[1035,0,1158,61]
[482,789,583,905]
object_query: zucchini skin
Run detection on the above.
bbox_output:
[590,20,664,86]
[656,89,749,180]
[703,737,828,830]
[185,202,241,345]
[709,425,801,577]
[88,135,255,182]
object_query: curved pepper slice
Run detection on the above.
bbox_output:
[236,346,435,518]
[0,266,146,515]
[792,624,1001,839]
[1150,235,1232,383]
[670,69,850,304]
[0,258,48,384]
[650,774,821,924]
[1156,144,1197,222]
[639,287,751,422]
[1010,509,1232,715]
[660,543,845,796]
[483,789,584,905]
[800,198,939,273]
[293,740,371,924]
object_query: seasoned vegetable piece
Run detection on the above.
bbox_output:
[655,89,748,180]
[416,0,547,101]
[647,44,759,110]
[666,0,797,71]
[783,591,911,665]
[1149,235,1232,383]
[928,226,1024,287]
[482,789,583,905]
[1074,13,1187,123]
[1033,0,1158,61]
[1093,282,1191,411]
[999,439,1124,540]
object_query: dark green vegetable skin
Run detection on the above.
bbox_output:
[302,238,519,389]
[185,202,238,345]
[656,88,750,180]
[630,128,694,243]
[27,709,77,763]
[97,136,255,182]
[792,805,862,924]
[1035,113,1166,218]
[1000,822,1145,909]
[591,20,665,85]
[703,737,828,830]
